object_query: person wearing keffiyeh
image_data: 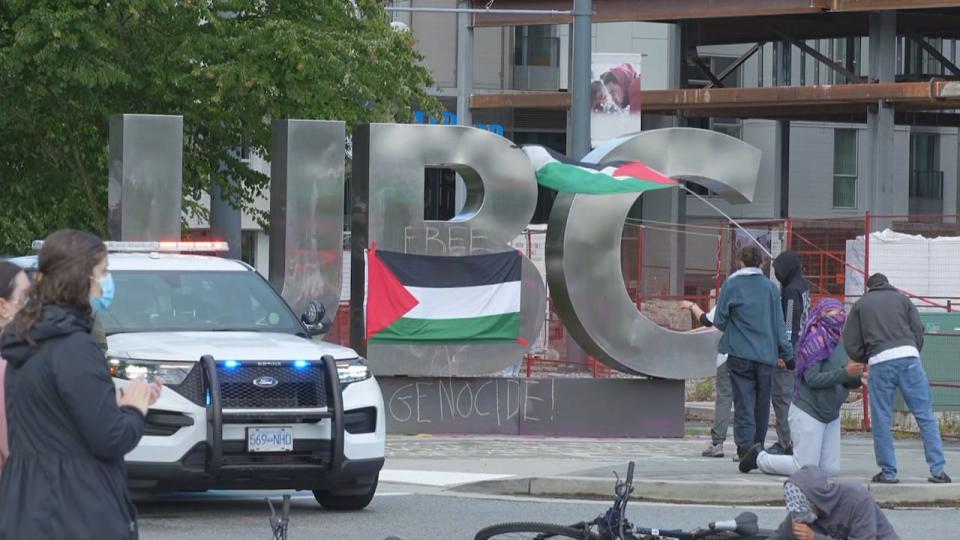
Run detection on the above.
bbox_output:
[739,299,864,477]
[771,466,900,540]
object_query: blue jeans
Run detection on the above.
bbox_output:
[727,355,773,455]
[869,357,946,478]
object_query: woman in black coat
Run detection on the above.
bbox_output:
[0,230,160,540]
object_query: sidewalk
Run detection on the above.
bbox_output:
[383,431,960,506]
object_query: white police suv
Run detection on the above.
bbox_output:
[12,241,384,510]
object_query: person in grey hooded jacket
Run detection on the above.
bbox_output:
[771,466,899,540]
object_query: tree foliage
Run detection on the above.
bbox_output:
[0,0,436,254]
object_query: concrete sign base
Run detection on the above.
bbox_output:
[379,376,684,438]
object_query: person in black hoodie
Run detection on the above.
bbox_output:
[770,250,811,455]
[0,230,161,540]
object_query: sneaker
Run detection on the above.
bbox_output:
[929,472,952,484]
[765,443,793,456]
[702,442,724,458]
[871,472,899,484]
[739,443,763,473]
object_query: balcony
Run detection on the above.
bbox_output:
[513,36,560,91]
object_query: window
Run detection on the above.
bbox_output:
[514,25,559,67]
[832,129,858,208]
[909,132,943,215]
[710,117,742,140]
[240,230,257,267]
[911,132,940,172]
[905,38,944,77]
[99,271,302,335]
[830,38,861,84]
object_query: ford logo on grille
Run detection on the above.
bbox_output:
[252,376,279,388]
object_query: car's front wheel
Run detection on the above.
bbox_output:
[313,478,377,510]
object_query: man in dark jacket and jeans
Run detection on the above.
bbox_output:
[771,465,900,540]
[690,246,794,459]
[842,273,950,484]
[770,250,811,455]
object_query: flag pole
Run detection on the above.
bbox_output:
[681,185,773,259]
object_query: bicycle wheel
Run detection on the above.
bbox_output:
[474,522,598,540]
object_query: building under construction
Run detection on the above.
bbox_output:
[389,1,960,298]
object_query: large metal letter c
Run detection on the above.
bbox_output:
[546,128,762,379]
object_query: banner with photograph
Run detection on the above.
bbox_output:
[591,53,642,147]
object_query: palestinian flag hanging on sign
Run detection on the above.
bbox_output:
[365,245,522,343]
[522,145,679,194]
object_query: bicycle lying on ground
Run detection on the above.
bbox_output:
[474,462,774,540]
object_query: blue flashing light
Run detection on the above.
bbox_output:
[205,391,211,406]
[224,360,239,369]
[293,360,309,369]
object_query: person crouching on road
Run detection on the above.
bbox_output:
[687,246,794,461]
[0,261,31,476]
[0,230,162,540]
[739,299,862,476]
[770,466,900,540]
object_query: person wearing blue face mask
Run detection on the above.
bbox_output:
[90,264,113,352]
[0,229,162,540]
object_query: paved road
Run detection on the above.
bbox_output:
[137,485,960,540]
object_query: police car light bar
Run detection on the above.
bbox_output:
[32,240,230,253]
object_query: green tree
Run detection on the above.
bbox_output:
[0,0,437,254]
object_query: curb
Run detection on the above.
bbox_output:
[449,475,960,507]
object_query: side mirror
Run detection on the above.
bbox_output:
[301,301,329,336]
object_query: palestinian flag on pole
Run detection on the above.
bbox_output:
[365,245,523,343]
[522,145,679,194]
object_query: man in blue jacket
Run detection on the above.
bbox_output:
[691,246,794,459]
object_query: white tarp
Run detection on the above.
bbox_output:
[845,229,960,310]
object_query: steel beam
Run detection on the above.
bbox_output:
[867,10,897,229]
[472,81,960,112]
[456,0,474,213]
[768,25,866,83]
[689,52,725,87]
[387,6,572,15]
[570,0,592,159]
[829,0,960,12]
[774,120,791,219]
[471,0,831,26]
[706,42,765,89]
[906,32,960,77]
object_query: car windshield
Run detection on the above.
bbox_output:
[98,270,303,335]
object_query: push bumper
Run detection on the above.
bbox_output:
[127,446,384,492]
[126,354,381,493]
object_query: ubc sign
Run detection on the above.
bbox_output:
[109,115,760,379]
